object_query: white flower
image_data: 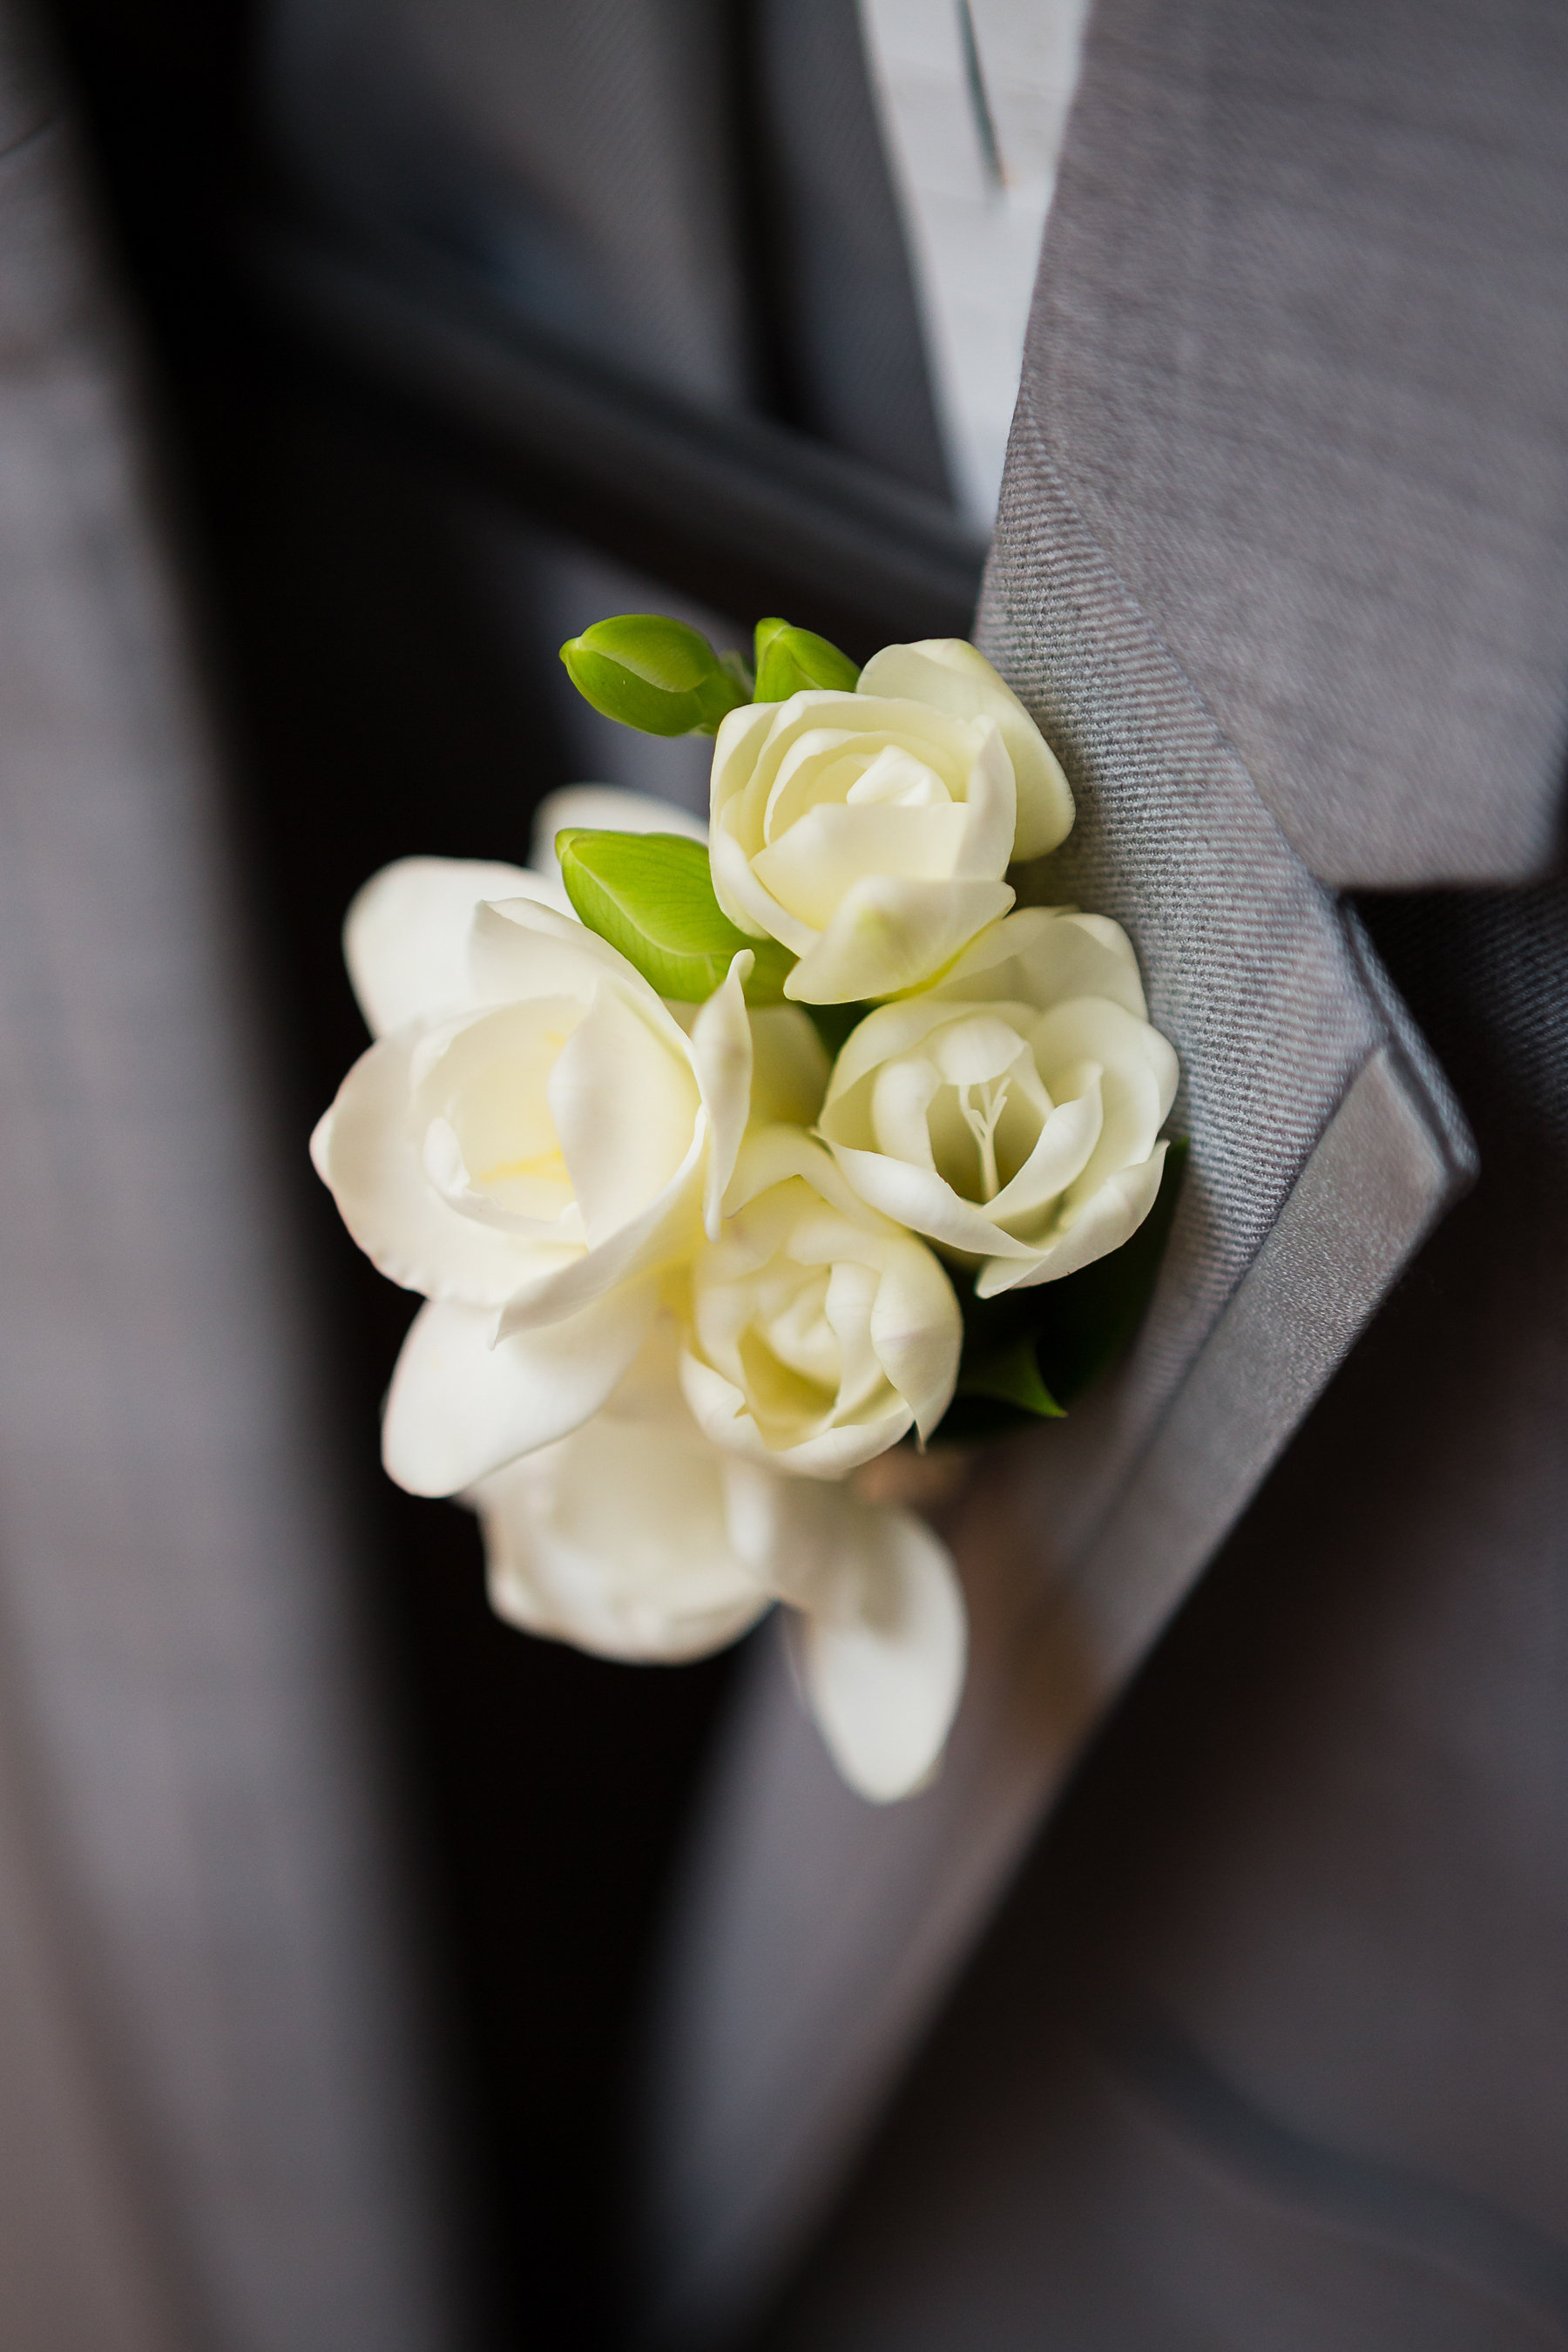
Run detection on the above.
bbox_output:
[820,907,1179,1297]
[472,1334,967,1800]
[708,639,1074,1005]
[679,1127,962,1477]
[311,856,753,1497]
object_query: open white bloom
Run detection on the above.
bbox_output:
[709,639,1074,1005]
[680,1127,961,1477]
[311,857,753,1497]
[473,1333,966,1800]
[820,907,1179,1298]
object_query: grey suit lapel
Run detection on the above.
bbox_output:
[1023,0,1568,889]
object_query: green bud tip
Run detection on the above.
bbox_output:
[559,612,750,737]
[753,618,862,702]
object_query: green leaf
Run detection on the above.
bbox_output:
[560,615,750,737]
[557,828,797,1004]
[754,618,862,701]
[956,1333,1065,1418]
[924,1332,1064,1447]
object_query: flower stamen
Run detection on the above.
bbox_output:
[956,1078,1008,1202]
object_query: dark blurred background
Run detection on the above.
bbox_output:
[32,5,977,2342]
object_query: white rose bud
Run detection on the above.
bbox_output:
[475,1330,966,1799]
[709,639,1074,1004]
[820,907,1179,1298]
[679,1129,961,1477]
[311,858,753,1497]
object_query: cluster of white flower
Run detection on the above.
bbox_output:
[312,638,1177,1799]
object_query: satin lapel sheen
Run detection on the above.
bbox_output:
[635,398,1476,2345]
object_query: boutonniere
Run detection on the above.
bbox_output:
[312,616,1181,1801]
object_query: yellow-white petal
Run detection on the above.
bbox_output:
[767,1478,967,1801]
[474,1411,769,1661]
[467,896,688,1046]
[823,1142,1040,1260]
[934,906,1149,1020]
[679,1351,916,1478]
[312,1029,540,1306]
[547,985,701,1246]
[747,1007,829,1129]
[784,875,1015,1004]
[857,639,1074,860]
[977,1142,1170,1298]
[383,1283,658,1496]
[689,953,755,1235]
[344,857,564,1038]
[867,1231,963,1439]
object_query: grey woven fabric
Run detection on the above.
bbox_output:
[633,352,1474,2351]
[0,17,460,2348]
[740,875,1568,2352]
[1026,0,1568,888]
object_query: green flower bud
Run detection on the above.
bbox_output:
[559,614,750,736]
[753,618,862,702]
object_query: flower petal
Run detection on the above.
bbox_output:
[748,1007,829,1128]
[823,1141,1039,1259]
[312,1028,540,1305]
[977,1141,1170,1297]
[712,802,808,947]
[773,1479,967,1801]
[857,639,1074,861]
[344,857,564,1038]
[784,875,1015,1004]
[934,906,1149,1020]
[472,1401,769,1662]
[709,702,782,922]
[494,1119,705,1335]
[986,1085,1105,1224]
[868,1233,963,1439]
[468,895,689,1047]
[689,952,755,1235]
[751,801,975,930]
[1032,997,1179,1198]
[547,984,701,1245]
[679,1349,914,1477]
[382,1283,658,1495]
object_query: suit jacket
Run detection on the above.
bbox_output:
[0,1,1563,2348]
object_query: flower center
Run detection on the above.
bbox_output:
[956,1077,1009,1202]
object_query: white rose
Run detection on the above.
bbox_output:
[820,907,1179,1298]
[679,1128,962,1477]
[311,856,753,1497]
[708,639,1074,1005]
[473,1333,966,1801]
